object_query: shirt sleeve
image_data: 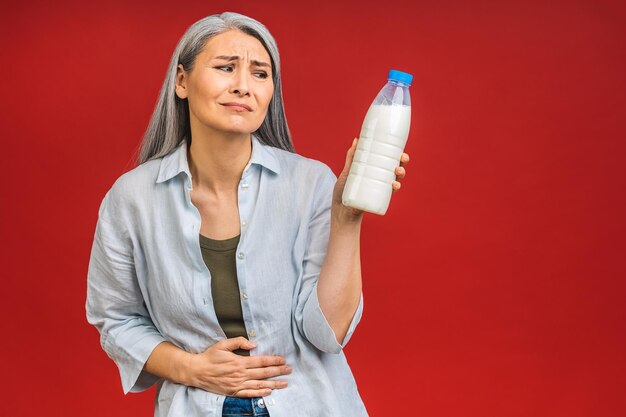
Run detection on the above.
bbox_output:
[294,166,364,354]
[86,192,167,394]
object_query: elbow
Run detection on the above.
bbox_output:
[299,286,364,354]
[308,332,343,354]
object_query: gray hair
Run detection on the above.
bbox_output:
[138,12,294,164]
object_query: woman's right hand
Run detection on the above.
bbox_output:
[184,337,292,397]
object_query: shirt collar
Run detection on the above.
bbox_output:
[156,134,280,184]
[249,134,281,175]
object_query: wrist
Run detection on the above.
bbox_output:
[331,203,364,226]
[177,350,198,387]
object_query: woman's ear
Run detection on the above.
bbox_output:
[175,64,188,99]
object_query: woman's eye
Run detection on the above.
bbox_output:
[216,65,234,72]
[254,71,269,79]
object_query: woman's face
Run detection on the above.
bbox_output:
[175,30,274,137]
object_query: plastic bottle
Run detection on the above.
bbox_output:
[342,69,413,215]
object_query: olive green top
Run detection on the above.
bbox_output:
[199,234,249,356]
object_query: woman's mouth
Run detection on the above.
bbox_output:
[221,102,252,112]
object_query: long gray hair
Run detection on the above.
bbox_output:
[138,12,294,164]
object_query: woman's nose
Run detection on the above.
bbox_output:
[229,69,250,96]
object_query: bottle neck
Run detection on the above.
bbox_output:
[388,79,411,88]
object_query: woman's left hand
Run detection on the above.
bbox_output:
[332,138,410,222]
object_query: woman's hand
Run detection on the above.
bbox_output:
[185,337,292,397]
[332,138,410,222]
[393,151,410,193]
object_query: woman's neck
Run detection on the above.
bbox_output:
[187,127,252,196]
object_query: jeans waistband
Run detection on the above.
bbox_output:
[222,397,270,416]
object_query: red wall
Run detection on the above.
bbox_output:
[1,0,625,415]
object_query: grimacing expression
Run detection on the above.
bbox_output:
[175,30,274,136]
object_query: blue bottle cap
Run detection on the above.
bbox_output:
[388,69,413,86]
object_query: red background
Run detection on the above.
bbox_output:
[1,0,625,415]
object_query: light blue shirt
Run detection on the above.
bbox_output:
[86,135,367,417]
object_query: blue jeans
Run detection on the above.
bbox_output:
[222,397,270,417]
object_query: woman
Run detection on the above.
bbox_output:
[86,12,408,417]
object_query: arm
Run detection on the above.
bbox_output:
[87,192,291,396]
[316,211,362,345]
[86,195,167,393]
[144,338,291,398]
[317,138,410,344]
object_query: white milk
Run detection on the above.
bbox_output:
[342,104,411,215]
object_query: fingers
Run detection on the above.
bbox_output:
[233,379,289,398]
[392,153,410,193]
[244,354,287,369]
[249,378,289,391]
[216,337,256,352]
[232,388,273,398]
[232,379,289,397]
[195,340,292,398]
[228,367,290,398]
[246,364,292,380]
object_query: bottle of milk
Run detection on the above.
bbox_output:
[342,69,413,215]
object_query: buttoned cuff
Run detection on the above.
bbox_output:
[302,283,364,353]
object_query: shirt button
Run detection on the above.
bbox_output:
[241,292,248,300]
[241,183,249,189]
[248,330,256,337]
[241,220,248,227]
[237,252,245,260]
